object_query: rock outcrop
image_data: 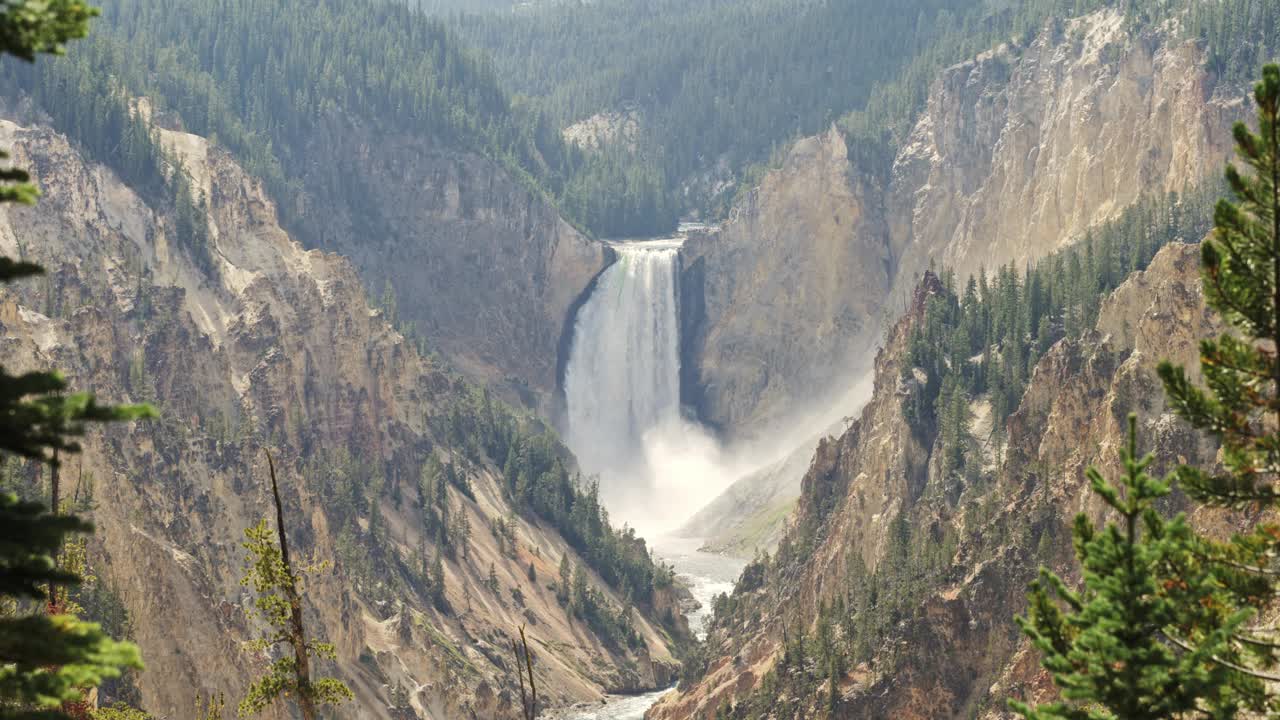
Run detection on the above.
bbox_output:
[285,115,609,414]
[681,127,890,436]
[654,242,1227,718]
[681,7,1245,559]
[0,117,680,719]
[888,9,1241,288]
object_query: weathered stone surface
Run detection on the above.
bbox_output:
[0,117,676,720]
[286,116,608,413]
[657,242,1236,718]
[682,127,890,437]
[889,9,1240,288]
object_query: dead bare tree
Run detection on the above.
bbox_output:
[511,624,538,719]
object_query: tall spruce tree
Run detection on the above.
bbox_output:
[0,2,154,718]
[1160,64,1280,510]
[1155,62,1280,703]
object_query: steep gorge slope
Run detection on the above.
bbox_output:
[680,8,1245,555]
[0,115,681,719]
[22,0,615,414]
[657,241,1222,719]
[290,116,608,412]
[685,8,1241,440]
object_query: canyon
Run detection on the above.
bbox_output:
[679,7,1247,557]
[0,2,1273,718]
[0,113,684,719]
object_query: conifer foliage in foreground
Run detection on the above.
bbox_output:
[0,2,155,718]
[1010,417,1255,719]
[1015,64,1280,718]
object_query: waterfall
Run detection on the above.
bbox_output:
[563,242,682,480]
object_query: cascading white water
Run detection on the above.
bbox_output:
[559,231,876,720]
[563,241,683,480]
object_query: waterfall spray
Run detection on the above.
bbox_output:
[563,237,875,534]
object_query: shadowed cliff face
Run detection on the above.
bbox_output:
[0,117,681,719]
[656,243,1231,719]
[684,8,1242,444]
[283,115,609,413]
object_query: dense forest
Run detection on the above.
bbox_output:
[3,0,1272,238]
[0,0,675,238]
[458,0,1280,218]
[457,0,988,215]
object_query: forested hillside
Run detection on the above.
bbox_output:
[0,0,678,239]
[0,108,688,718]
[459,0,989,216]
[460,0,1280,218]
[1,0,557,222]
[0,0,635,409]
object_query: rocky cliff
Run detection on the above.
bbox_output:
[888,9,1240,288]
[654,242,1227,718]
[284,115,609,414]
[0,116,681,719]
[680,7,1245,558]
[685,9,1242,441]
[680,127,890,436]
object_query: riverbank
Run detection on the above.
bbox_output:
[554,536,745,719]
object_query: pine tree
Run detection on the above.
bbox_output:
[452,501,471,559]
[1014,64,1280,719]
[557,554,571,604]
[1153,63,1280,703]
[1160,64,1280,509]
[238,453,352,720]
[570,564,588,616]
[1011,416,1252,719]
[0,3,154,719]
[429,549,445,610]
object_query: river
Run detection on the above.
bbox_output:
[554,535,745,720]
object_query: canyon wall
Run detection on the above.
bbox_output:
[286,116,609,413]
[686,9,1242,442]
[680,8,1245,557]
[657,241,1224,718]
[0,116,680,719]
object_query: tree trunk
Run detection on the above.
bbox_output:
[267,451,317,720]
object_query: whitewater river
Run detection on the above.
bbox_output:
[554,535,745,720]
